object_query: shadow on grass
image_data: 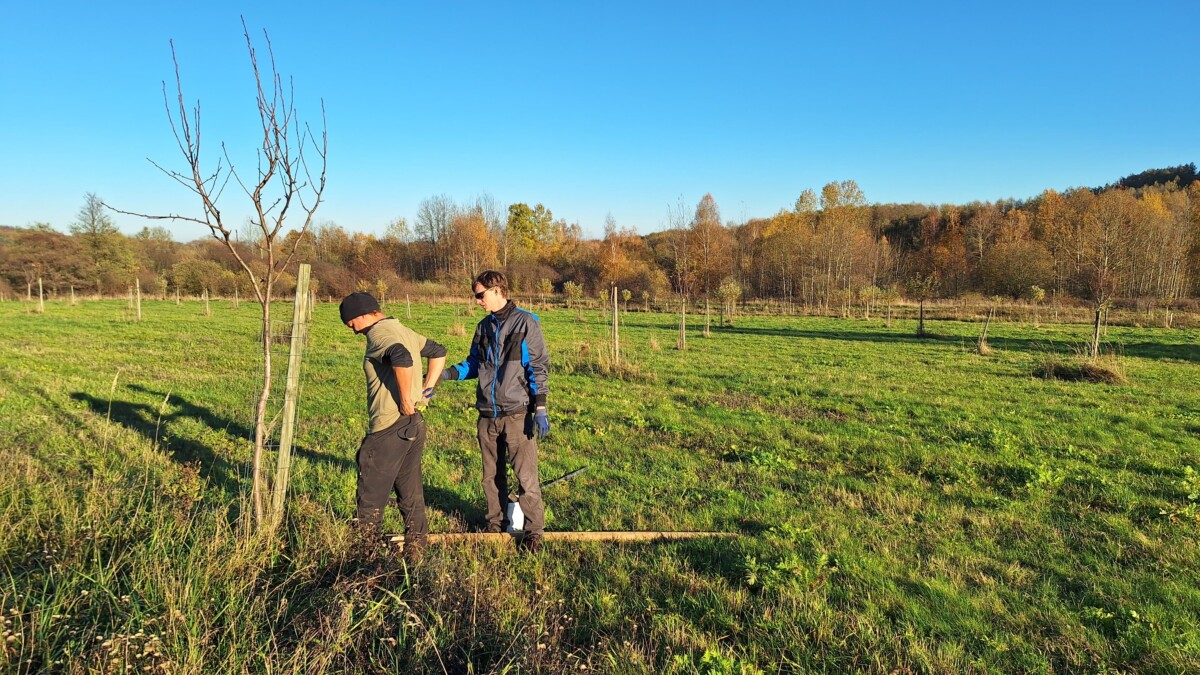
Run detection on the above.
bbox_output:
[714,324,1200,363]
[416,485,486,526]
[71,385,355,503]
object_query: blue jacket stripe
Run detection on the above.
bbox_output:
[521,339,538,395]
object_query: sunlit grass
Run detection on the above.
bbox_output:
[1,299,1198,672]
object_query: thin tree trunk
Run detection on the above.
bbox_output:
[252,281,273,526]
[1090,308,1102,358]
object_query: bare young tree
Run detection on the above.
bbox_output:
[109,20,327,527]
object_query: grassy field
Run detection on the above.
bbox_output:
[1,298,1198,673]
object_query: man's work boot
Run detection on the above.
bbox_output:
[403,535,428,564]
[519,533,543,554]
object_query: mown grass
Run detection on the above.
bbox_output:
[1,298,1198,673]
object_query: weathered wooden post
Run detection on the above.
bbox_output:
[37,278,45,314]
[406,294,412,320]
[271,263,311,525]
[611,285,620,363]
[677,296,687,350]
[175,287,180,306]
[204,289,211,317]
[234,285,240,310]
[135,278,142,321]
[70,285,76,307]
[704,298,711,337]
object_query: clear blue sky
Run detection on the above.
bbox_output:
[2,1,1196,241]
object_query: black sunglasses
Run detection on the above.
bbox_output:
[473,288,490,300]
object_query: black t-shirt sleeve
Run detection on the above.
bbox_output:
[421,339,447,359]
[383,342,413,368]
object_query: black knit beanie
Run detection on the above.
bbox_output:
[339,292,381,323]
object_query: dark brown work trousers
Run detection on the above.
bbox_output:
[356,413,428,539]
[478,413,544,535]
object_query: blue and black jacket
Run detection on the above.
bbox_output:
[443,300,550,418]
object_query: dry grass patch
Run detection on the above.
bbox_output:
[1033,354,1127,384]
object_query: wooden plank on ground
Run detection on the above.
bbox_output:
[388,531,738,544]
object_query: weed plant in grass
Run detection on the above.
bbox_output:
[1,300,1198,672]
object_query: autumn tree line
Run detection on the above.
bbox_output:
[3,165,1198,315]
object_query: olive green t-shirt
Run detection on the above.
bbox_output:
[363,319,428,433]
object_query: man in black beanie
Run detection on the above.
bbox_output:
[340,291,446,561]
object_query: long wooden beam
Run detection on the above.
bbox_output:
[389,531,738,544]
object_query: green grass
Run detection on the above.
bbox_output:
[1,298,1198,673]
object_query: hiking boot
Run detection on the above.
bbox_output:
[482,522,503,534]
[402,535,428,564]
[520,533,543,554]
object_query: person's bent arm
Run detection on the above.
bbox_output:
[393,366,416,416]
[421,339,448,391]
[383,342,419,416]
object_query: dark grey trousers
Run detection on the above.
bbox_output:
[356,413,428,539]
[478,413,544,535]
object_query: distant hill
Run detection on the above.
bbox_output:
[1104,163,1197,191]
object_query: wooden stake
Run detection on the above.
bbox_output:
[135,278,142,321]
[271,263,311,524]
[406,294,412,320]
[389,531,738,545]
[70,285,76,307]
[676,297,687,350]
[204,289,211,317]
[37,277,45,314]
[611,285,620,362]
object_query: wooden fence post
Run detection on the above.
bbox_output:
[271,263,312,525]
[677,297,687,350]
[37,278,45,314]
[135,278,142,321]
[611,286,620,362]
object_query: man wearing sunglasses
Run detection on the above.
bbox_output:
[436,270,551,553]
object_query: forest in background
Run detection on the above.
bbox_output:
[2,164,1197,314]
